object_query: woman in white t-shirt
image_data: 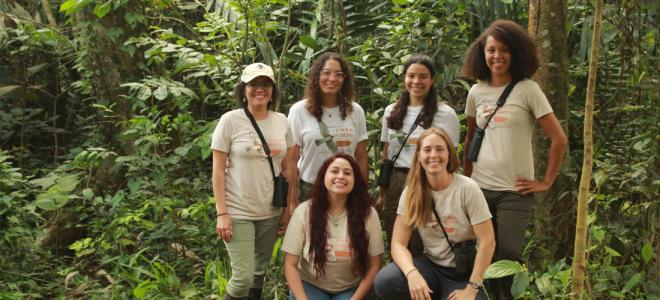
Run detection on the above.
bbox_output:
[374,128,495,300]
[211,63,295,300]
[377,54,460,253]
[282,153,384,300]
[288,52,368,204]
[461,20,567,299]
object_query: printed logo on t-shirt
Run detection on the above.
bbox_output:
[429,214,459,234]
[314,120,355,154]
[326,237,352,262]
[245,136,286,158]
[476,98,514,129]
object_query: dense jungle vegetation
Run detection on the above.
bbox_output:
[0,0,657,299]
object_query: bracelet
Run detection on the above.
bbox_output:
[405,268,418,278]
[216,212,228,217]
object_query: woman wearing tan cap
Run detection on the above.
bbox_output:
[211,63,295,300]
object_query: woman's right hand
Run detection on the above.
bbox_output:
[407,270,433,300]
[216,214,233,242]
[375,192,384,213]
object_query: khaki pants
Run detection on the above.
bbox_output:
[224,216,279,298]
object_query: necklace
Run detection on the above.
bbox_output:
[328,210,347,227]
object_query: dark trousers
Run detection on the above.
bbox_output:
[482,189,533,300]
[382,169,423,257]
[298,179,313,203]
[374,256,487,300]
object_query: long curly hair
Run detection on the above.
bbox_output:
[461,19,539,82]
[386,54,439,131]
[308,153,372,277]
[403,128,459,228]
[304,52,356,121]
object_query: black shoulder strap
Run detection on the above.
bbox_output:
[431,204,455,251]
[480,80,519,129]
[391,112,423,163]
[244,107,277,180]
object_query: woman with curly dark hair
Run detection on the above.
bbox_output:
[288,52,368,204]
[461,20,567,299]
[377,54,460,254]
[282,153,383,300]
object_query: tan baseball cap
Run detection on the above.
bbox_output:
[240,63,275,83]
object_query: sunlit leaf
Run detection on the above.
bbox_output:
[0,85,22,98]
[154,86,168,100]
[93,2,112,18]
[605,246,621,257]
[641,243,653,263]
[484,260,526,279]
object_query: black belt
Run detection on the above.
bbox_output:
[394,167,410,173]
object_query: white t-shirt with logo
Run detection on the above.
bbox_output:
[211,109,294,220]
[288,100,368,183]
[397,174,491,267]
[465,79,553,191]
[381,102,460,168]
[282,201,384,293]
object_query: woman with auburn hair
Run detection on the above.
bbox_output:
[282,153,383,300]
[211,63,295,300]
[288,52,368,204]
[377,54,460,254]
[461,20,567,299]
[374,128,495,300]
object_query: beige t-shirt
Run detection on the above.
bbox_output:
[210,109,294,220]
[397,174,492,267]
[282,201,384,293]
[465,79,553,191]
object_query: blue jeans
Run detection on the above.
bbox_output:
[289,281,357,300]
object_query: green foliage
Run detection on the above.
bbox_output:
[0,0,656,298]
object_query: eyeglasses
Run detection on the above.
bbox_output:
[320,70,346,80]
[247,81,273,89]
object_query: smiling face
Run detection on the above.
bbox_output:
[404,63,433,103]
[418,133,450,176]
[244,76,273,109]
[318,59,345,99]
[323,158,355,197]
[484,35,511,80]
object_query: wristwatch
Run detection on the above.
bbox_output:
[468,281,483,290]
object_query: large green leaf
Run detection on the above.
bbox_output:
[55,175,80,193]
[511,271,530,298]
[484,260,526,279]
[35,192,70,210]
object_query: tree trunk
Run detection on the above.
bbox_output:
[528,0,574,261]
[571,0,603,298]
